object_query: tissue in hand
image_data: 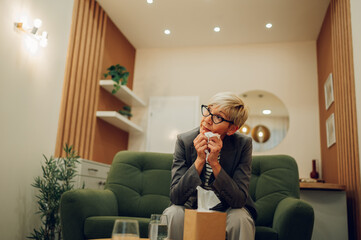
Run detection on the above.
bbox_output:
[204,132,220,140]
[204,132,220,162]
[197,186,221,212]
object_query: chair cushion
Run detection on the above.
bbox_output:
[249,155,300,227]
[105,151,172,218]
[84,216,150,239]
[255,226,278,240]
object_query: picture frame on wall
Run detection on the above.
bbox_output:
[324,73,334,110]
[326,113,336,148]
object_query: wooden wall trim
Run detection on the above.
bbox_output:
[317,7,338,183]
[55,0,107,158]
[89,10,107,160]
[330,0,361,238]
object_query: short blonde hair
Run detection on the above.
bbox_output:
[208,92,248,128]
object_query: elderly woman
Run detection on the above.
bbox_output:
[163,92,257,240]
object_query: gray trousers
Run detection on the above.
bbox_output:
[163,205,255,240]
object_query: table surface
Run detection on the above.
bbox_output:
[299,182,346,191]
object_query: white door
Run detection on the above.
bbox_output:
[146,96,200,153]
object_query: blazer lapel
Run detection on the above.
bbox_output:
[220,135,238,174]
[190,144,197,164]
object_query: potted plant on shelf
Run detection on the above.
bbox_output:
[118,105,132,119]
[103,64,129,94]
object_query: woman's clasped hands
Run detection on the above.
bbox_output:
[193,131,222,172]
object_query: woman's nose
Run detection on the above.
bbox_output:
[204,115,213,124]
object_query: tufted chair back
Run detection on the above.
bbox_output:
[105,151,172,218]
[106,152,300,225]
[249,155,300,227]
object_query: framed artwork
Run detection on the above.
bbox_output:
[326,113,336,148]
[324,73,334,110]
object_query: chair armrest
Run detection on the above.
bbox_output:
[60,189,118,240]
[273,197,314,240]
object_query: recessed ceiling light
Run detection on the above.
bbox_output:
[214,26,221,32]
[266,23,273,29]
[262,109,272,115]
[164,29,171,35]
[147,0,153,4]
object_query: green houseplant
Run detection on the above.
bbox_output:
[118,105,132,118]
[103,64,129,94]
[28,144,80,240]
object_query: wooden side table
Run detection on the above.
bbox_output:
[300,182,346,191]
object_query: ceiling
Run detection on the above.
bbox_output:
[97,0,330,49]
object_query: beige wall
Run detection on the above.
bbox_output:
[0,0,74,238]
[130,41,321,178]
[350,0,361,186]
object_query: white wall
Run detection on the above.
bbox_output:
[0,0,74,238]
[350,0,361,186]
[130,41,321,178]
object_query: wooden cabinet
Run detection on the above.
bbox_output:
[300,183,348,240]
[75,159,110,189]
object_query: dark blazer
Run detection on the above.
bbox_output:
[169,127,257,220]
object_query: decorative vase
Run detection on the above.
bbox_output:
[310,159,319,179]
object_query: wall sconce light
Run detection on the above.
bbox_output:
[240,124,251,135]
[251,125,271,143]
[14,17,48,53]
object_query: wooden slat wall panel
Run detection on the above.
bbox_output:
[331,0,361,239]
[89,10,107,160]
[85,4,103,157]
[78,0,96,155]
[72,0,89,151]
[55,0,107,159]
[63,0,84,154]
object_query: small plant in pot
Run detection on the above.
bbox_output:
[103,64,129,94]
[118,105,132,119]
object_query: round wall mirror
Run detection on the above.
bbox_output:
[240,90,289,152]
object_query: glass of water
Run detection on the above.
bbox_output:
[112,219,140,240]
[148,214,168,240]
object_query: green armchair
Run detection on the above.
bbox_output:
[60,151,314,240]
[251,155,314,240]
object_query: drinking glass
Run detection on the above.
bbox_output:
[112,219,140,240]
[148,214,168,240]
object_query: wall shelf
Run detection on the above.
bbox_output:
[96,111,143,133]
[99,80,146,107]
[299,182,346,191]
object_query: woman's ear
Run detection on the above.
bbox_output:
[227,125,240,136]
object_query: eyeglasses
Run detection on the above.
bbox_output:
[201,105,234,124]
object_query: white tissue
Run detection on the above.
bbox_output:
[197,186,221,212]
[204,132,220,162]
[204,131,220,139]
